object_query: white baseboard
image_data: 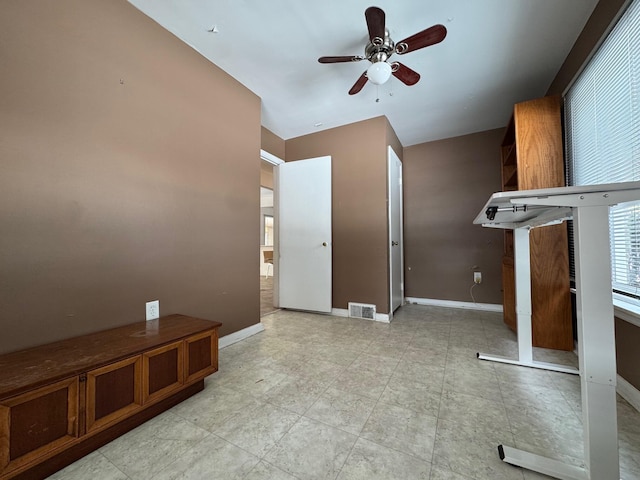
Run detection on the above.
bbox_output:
[405,297,503,313]
[617,374,640,413]
[219,322,265,349]
[331,308,391,323]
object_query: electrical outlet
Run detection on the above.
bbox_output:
[146,300,159,321]
[474,272,482,284]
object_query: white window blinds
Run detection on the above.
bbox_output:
[565,0,640,302]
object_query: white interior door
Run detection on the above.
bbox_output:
[276,156,332,313]
[388,146,404,314]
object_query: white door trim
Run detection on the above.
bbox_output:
[260,149,284,165]
[388,146,404,319]
[261,150,283,307]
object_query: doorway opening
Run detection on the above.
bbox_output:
[260,150,283,317]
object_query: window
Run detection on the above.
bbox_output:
[565,0,640,304]
[264,215,274,246]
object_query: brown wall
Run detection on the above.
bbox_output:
[285,117,395,314]
[261,127,286,160]
[616,318,640,388]
[0,0,261,353]
[403,129,504,305]
[260,161,274,189]
[385,119,404,165]
[546,0,640,390]
[547,0,628,96]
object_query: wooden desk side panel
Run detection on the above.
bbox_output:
[500,95,571,350]
[501,257,517,331]
[514,96,564,190]
[530,225,573,350]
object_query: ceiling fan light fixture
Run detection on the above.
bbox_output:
[367,61,392,85]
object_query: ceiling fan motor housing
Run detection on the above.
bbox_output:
[365,29,394,64]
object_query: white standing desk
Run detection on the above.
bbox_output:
[474,202,578,375]
[473,181,640,480]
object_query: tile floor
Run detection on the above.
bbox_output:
[49,305,640,480]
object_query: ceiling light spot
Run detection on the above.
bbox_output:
[314,122,323,127]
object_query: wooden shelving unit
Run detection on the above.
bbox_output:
[0,315,221,479]
[499,95,573,351]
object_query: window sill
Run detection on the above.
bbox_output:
[570,288,640,328]
[613,296,640,328]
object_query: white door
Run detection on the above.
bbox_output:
[388,146,404,314]
[276,156,332,313]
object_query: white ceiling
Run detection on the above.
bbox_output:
[128,0,598,147]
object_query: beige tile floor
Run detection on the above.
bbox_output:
[48,305,640,480]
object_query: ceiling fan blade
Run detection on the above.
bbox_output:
[348,72,368,95]
[395,24,447,55]
[365,6,385,42]
[392,62,420,86]
[318,56,364,64]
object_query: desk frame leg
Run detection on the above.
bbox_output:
[497,205,620,480]
[498,445,587,480]
[478,227,578,375]
[573,204,619,479]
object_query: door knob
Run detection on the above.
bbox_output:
[322,242,327,247]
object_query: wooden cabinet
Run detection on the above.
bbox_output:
[0,378,78,476]
[142,341,184,405]
[500,95,573,351]
[0,315,221,480]
[86,356,143,433]
[185,330,217,384]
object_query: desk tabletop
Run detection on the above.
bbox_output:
[474,181,640,229]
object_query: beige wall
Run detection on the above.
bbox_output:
[285,117,395,314]
[547,0,628,96]
[0,0,261,353]
[616,318,640,387]
[261,127,286,160]
[403,129,504,304]
[385,118,404,164]
[260,161,274,189]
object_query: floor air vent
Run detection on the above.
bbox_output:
[348,302,376,320]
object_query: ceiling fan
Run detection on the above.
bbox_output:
[318,6,447,95]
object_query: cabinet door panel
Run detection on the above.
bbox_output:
[86,356,142,433]
[185,330,218,384]
[0,377,78,475]
[143,341,184,404]
[530,225,573,350]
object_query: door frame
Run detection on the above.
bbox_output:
[388,146,404,319]
[261,150,284,307]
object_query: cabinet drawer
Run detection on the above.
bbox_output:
[184,330,218,384]
[86,356,142,433]
[0,377,78,475]
[142,341,184,404]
